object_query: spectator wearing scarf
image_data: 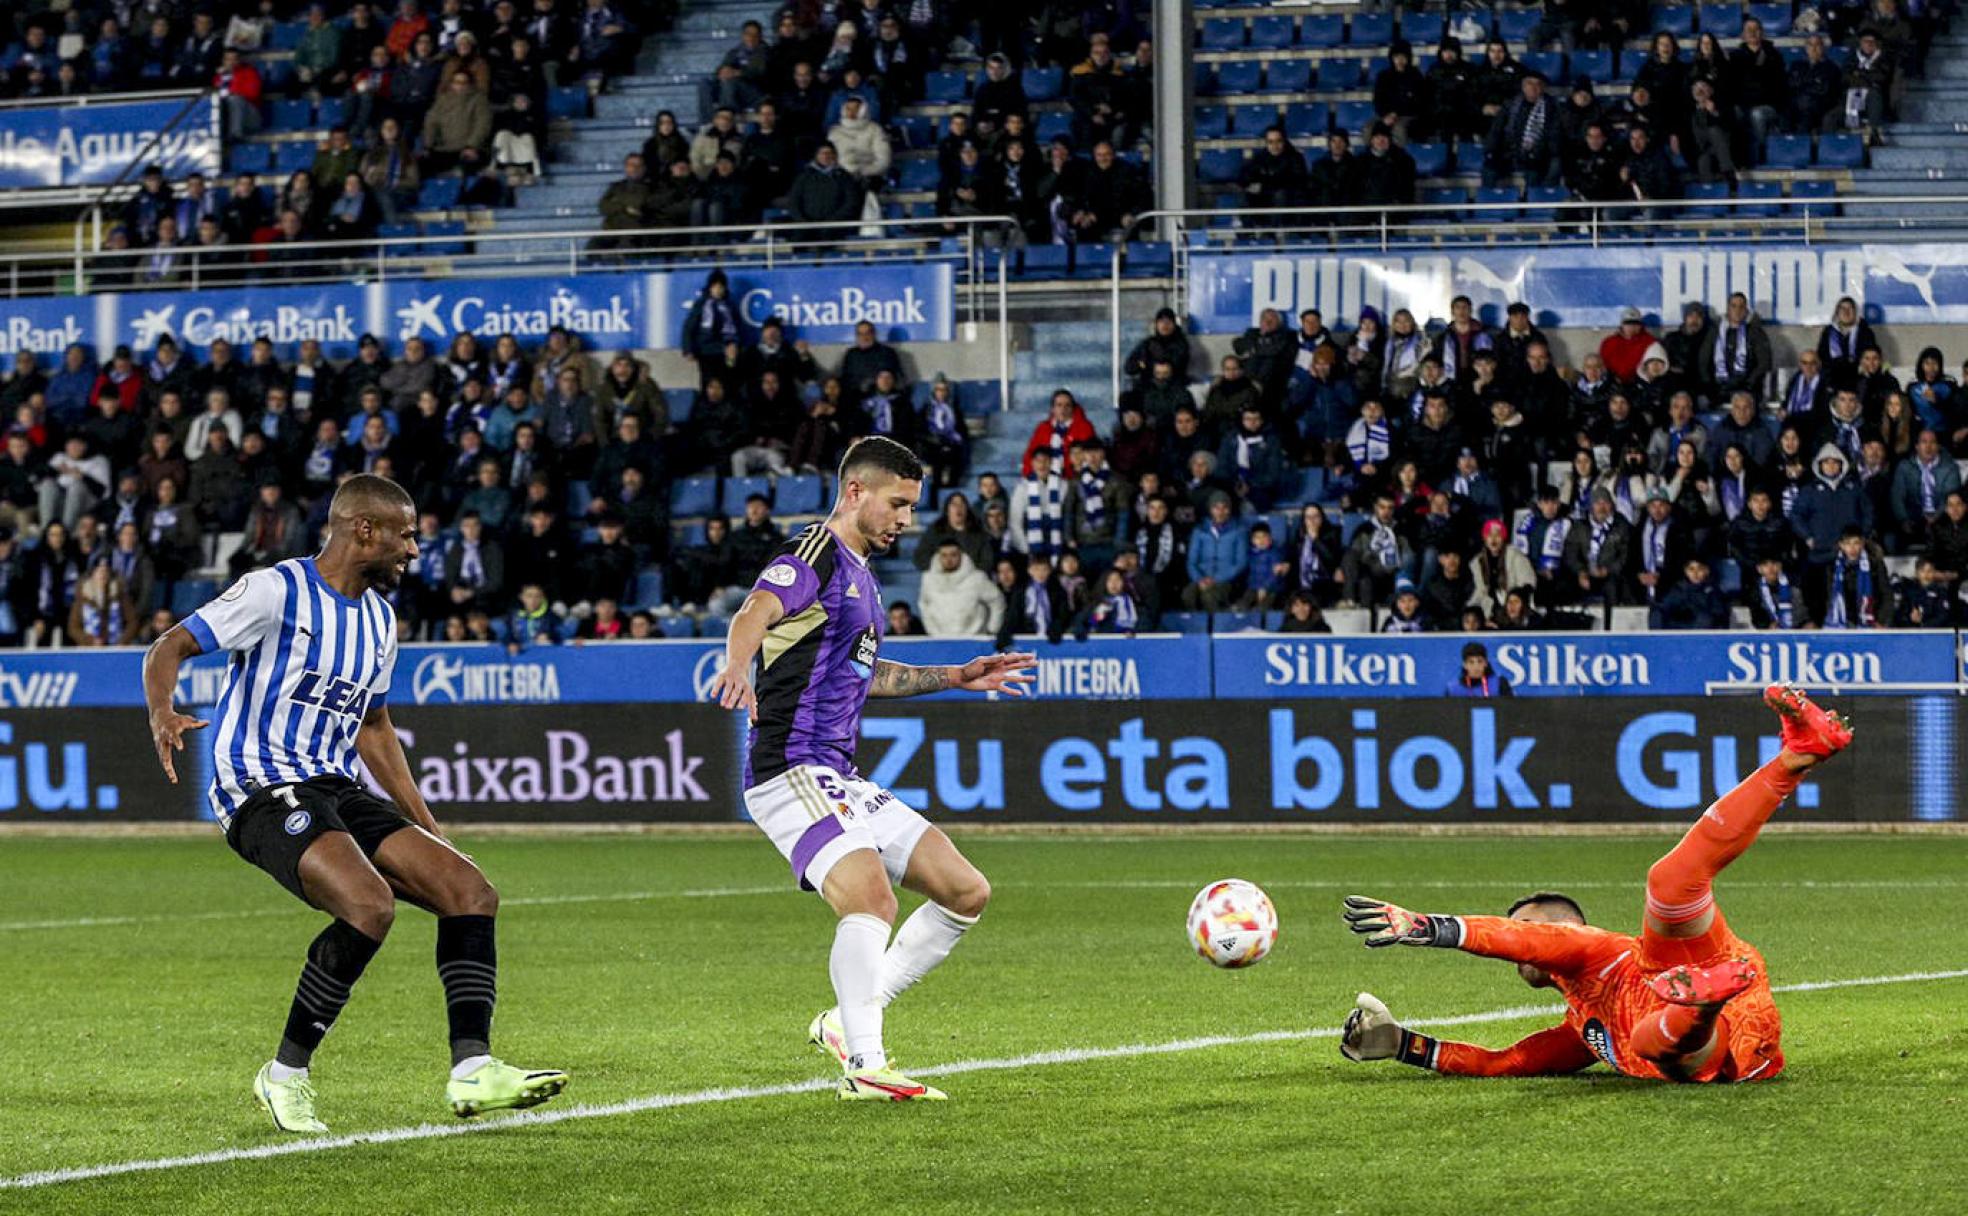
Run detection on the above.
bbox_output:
[1751,559,1801,629]
[1011,448,1075,557]
[680,269,740,360]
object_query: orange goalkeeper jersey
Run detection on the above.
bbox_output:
[1431,916,1784,1084]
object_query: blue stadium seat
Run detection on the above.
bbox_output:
[420,220,466,256]
[1266,58,1313,93]
[315,97,348,128]
[1200,19,1245,51]
[924,70,969,102]
[776,473,824,514]
[1651,5,1695,34]
[1160,612,1210,635]
[1717,558,1742,596]
[664,387,696,423]
[699,615,732,639]
[1019,243,1071,278]
[669,476,716,517]
[1251,15,1298,49]
[547,85,589,119]
[1421,184,1467,217]
[1401,13,1445,45]
[896,158,940,191]
[1125,241,1173,276]
[1299,14,1344,47]
[1746,2,1792,34]
[1074,243,1114,278]
[659,615,696,639]
[1737,180,1781,217]
[1571,50,1614,82]
[1786,179,1837,215]
[1682,180,1730,217]
[1522,184,1568,221]
[1619,49,1652,78]
[1826,44,1854,69]
[1023,66,1063,101]
[276,141,317,173]
[1350,12,1394,45]
[1407,141,1448,176]
[1035,111,1073,144]
[1195,104,1231,139]
[1232,104,1279,135]
[1212,612,1264,634]
[720,476,772,516]
[268,22,307,50]
[267,98,312,131]
[554,617,583,643]
[1280,467,1327,507]
[1214,60,1262,95]
[1198,148,1245,184]
[1334,100,1375,134]
[418,177,461,209]
[1698,3,1744,37]
[1521,51,1565,84]
[1193,61,1217,97]
[894,115,935,148]
[169,579,219,618]
[1314,59,1360,93]
[1453,141,1486,173]
[632,569,665,610]
[1763,133,1811,168]
[229,143,272,175]
[1475,185,1521,220]
[1283,102,1330,140]
[1817,133,1864,168]
[1496,9,1541,41]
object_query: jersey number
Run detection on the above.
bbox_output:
[272,787,302,810]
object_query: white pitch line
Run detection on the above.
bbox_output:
[3,968,1965,1193]
[6,876,1964,933]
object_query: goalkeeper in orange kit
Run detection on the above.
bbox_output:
[1337,684,1852,1084]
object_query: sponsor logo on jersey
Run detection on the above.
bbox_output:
[849,627,879,679]
[1580,1018,1625,1074]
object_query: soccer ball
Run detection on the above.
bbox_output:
[1186,879,1279,969]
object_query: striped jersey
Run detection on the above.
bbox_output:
[745,523,883,787]
[183,557,397,827]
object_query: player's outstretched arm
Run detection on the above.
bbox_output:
[1341,895,1467,948]
[1343,897,1617,976]
[870,651,1038,698]
[357,703,443,838]
[1339,994,1593,1075]
[142,626,210,785]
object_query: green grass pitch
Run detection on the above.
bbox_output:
[3,830,1966,1215]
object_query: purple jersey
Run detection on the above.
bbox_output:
[746,523,884,785]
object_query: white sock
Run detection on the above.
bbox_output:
[878,903,978,1008]
[450,1053,492,1081]
[267,1061,308,1082]
[831,913,891,1072]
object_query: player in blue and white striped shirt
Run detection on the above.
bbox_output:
[142,474,566,1134]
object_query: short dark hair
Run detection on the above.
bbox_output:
[839,435,925,487]
[1506,891,1586,921]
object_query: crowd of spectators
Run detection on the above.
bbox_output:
[0,267,976,649]
[1231,0,1939,218]
[909,293,1968,642]
[598,4,1155,246]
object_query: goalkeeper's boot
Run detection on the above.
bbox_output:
[1764,684,1853,759]
[1647,956,1758,1008]
[838,1066,947,1102]
[809,1007,852,1072]
[447,1058,569,1118]
[254,1062,328,1134]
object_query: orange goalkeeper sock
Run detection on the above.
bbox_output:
[1645,758,1801,925]
[1630,1004,1722,1063]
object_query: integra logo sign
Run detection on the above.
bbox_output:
[411,653,562,704]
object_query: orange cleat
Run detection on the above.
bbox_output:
[1648,956,1758,1007]
[1763,684,1854,758]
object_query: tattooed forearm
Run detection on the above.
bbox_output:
[869,660,955,698]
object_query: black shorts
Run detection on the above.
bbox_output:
[225,776,416,904]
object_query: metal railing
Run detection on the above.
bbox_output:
[0,212,1020,412]
[1107,193,1968,407]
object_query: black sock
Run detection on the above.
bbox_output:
[437,915,497,1066]
[276,920,384,1069]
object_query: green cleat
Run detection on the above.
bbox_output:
[254,1062,329,1134]
[446,1058,569,1118]
[808,1007,851,1073]
[837,1067,946,1102]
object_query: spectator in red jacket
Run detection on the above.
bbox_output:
[91,347,145,414]
[387,0,432,59]
[1022,390,1097,476]
[1600,306,1658,383]
[214,47,263,140]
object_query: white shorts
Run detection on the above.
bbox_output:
[743,765,932,892]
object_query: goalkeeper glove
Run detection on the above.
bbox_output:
[1339,992,1443,1070]
[1341,895,1465,948]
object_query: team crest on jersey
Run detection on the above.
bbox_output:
[219,577,250,602]
[848,626,879,679]
[1581,1018,1624,1074]
[761,562,797,587]
[283,810,311,835]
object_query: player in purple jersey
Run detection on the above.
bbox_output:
[710,437,1035,1101]
[143,475,566,1133]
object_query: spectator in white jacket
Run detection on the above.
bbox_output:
[827,95,892,190]
[920,540,1005,637]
